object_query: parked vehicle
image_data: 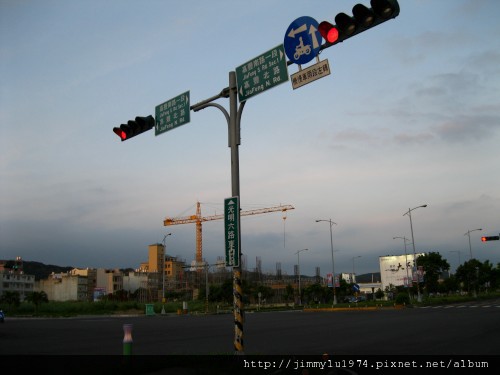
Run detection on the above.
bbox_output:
[344,296,358,303]
[0,310,5,323]
[344,295,367,303]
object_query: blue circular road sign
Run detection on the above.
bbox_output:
[284,16,322,65]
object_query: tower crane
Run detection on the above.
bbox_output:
[164,201,294,268]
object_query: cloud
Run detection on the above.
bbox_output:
[392,31,468,65]
[442,194,500,217]
[432,115,499,143]
[393,132,434,145]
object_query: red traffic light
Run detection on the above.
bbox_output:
[318,21,339,44]
[113,127,127,140]
[481,236,500,242]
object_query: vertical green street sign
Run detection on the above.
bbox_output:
[155,91,190,136]
[224,196,240,267]
[235,44,289,102]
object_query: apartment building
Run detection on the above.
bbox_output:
[96,268,123,295]
[0,257,35,301]
[38,272,88,301]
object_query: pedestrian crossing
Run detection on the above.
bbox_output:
[418,302,500,309]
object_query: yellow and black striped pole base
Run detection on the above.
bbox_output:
[233,269,244,353]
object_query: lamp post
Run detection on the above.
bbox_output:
[295,248,308,305]
[403,204,427,302]
[464,228,482,260]
[352,256,361,283]
[161,233,172,315]
[316,219,338,305]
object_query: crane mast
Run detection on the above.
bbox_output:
[164,201,294,267]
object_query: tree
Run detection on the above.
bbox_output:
[440,274,460,294]
[25,291,49,315]
[417,252,449,294]
[337,277,350,301]
[491,262,500,289]
[283,284,294,305]
[303,283,328,304]
[0,291,21,310]
[384,283,396,300]
[256,285,273,302]
[455,259,494,294]
[208,278,233,304]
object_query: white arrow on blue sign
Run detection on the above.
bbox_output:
[284,16,323,65]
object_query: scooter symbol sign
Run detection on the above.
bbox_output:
[294,37,311,60]
[284,16,322,65]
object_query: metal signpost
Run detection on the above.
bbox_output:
[189,71,245,353]
[155,91,190,136]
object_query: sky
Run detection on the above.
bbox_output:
[1,0,499,279]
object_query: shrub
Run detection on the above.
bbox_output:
[395,293,410,305]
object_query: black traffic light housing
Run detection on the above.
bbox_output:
[113,115,155,141]
[319,0,400,48]
[481,236,500,242]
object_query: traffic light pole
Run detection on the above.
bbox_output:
[191,71,246,353]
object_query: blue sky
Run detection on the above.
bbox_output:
[1,0,499,278]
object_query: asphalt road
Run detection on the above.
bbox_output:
[1,300,499,356]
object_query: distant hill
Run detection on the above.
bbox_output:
[21,261,74,281]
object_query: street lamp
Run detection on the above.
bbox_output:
[295,248,308,305]
[403,204,427,302]
[161,233,172,315]
[464,228,482,260]
[352,256,361,283]
[316,219,338,305]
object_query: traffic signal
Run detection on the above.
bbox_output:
[113,115,155,141]
[481,236,500,242]
[319,0,400,47]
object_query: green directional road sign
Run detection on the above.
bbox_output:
[224,196,240,267]
[155,91,190,136]
[235,44,289,102]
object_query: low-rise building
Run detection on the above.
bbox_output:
[0,257,35,301]
[122,270,148,294]
[96,268,123,295]
[38,272,88,301]
[70,268,97,301]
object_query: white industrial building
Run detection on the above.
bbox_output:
[379,253,425,291]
